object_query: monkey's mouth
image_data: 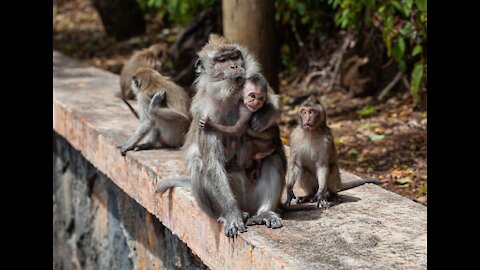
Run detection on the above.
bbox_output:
[231,75,245,85]
[303,123,314,129]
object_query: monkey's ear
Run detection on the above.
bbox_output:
[194,58,204,74]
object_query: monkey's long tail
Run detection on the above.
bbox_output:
[339,178,382,192]
[156,177,191,194]
[121,97,139,119]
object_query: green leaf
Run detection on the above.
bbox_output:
[348,149,359,157]
[367,166,374,173]
[392,38,406,62]
[357,104,376,117]
[416,0,427,12]
[411,61,424,102]
[402,5,411,17]
[341,18,349,29]
[396,177,413,184]
[398,38,406,55]
[399,21,412,36]
[391,1,403,13]
[378,5,386,14]
[385,35,392,56]
[412,44,423,56]
[405,0,414,9]
[361,122,372,129]
[366,0,375,10]
[420,184,427,193]
[297,3,306,16]
[368,133,385,141]
[398,60,406,72]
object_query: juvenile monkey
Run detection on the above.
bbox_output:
[157,34,286,237]
[118,43,168,100]
[285,96,381,208]
[198,73,278,180]
[118,67,191,156]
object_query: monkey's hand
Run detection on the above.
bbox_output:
[148,90,166,114]
[221,214,247,238]
[199,117,212,131]
[285,188,296,206]
[246,212,283,229]
[118,144,132,156]
[313,193,331,209]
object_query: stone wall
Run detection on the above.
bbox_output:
[53,132,207,270]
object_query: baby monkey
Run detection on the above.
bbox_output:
[285,96,380,208]
[199,74,278,180]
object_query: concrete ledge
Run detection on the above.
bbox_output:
[53,51,427,269]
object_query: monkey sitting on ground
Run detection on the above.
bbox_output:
[156,34,286,237]
[118,67,191,156]
[198,73,278,181]
[285,96,381,208]
[118,43,168,100]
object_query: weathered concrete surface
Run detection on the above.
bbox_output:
[53,133,207,270]
[53,50,427,269]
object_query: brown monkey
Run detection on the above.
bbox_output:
[118,67,191,156]
[285,96,381,208]
[118,43,168,100]
[198,73,277,180]
[157,34,286,237]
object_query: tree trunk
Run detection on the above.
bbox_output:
[222,0,279,92]
[90,0,146,41]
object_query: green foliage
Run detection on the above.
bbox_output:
[137,0,218,26]
[420,183,427,194]
[275,0,331,73]
[368,133,385,141]
[325,0,427,103]
[356,104,376,117]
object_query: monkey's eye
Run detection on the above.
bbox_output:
[132,76,140,87]
[301,110,307,115]
[249,93,256,99]
[216,57,226,62]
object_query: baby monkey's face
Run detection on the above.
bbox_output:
[243,81,266,112]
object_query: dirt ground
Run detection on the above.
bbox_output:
[53,0,427,206]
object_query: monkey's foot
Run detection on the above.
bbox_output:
[246,211,283,229]
[221,215,247,238]
[296,194,316,204]
[313,193,332,209]
[118,145,134,156]
[242,212,251,222]
[284,189,297,206]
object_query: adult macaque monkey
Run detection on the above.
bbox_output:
[118,43,168,100]
[198,74,278,180]
[285,96,381,208]
[118,67,191,156]
[157,34,286,237]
